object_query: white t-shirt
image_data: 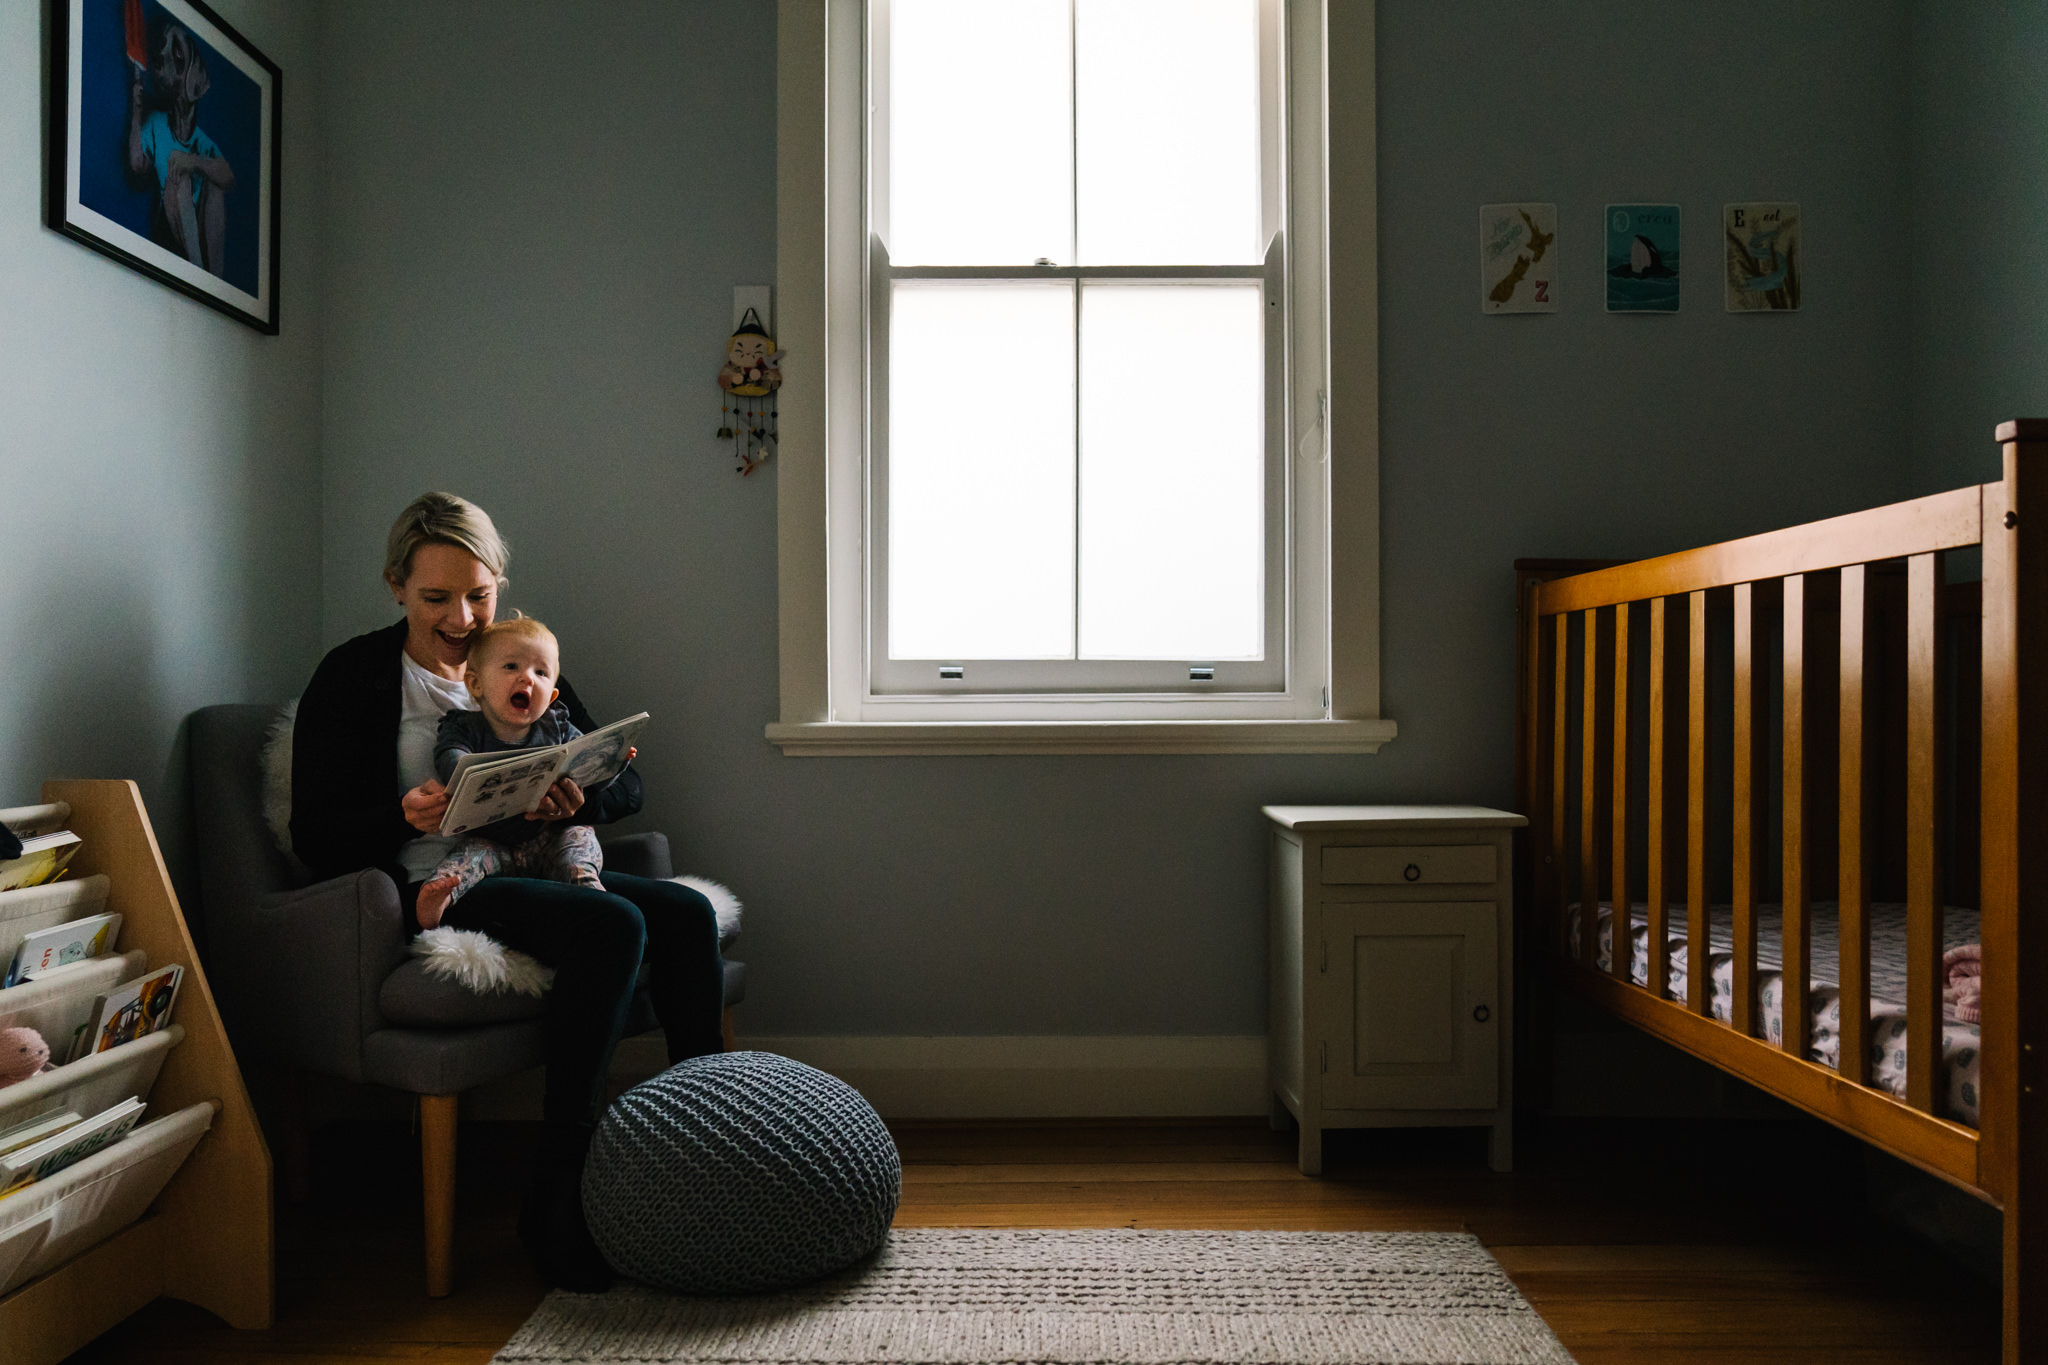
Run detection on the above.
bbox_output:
[396,651,476,883]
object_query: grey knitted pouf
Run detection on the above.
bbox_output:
[582,1050,901,1294]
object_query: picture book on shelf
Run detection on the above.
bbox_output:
[0,1110,79,1159]
[439,712,649,836]
[0,1096,143,1195]
[0,874,111,971]
[0,950,148,1068]
[73,964,182,1062]
[0,830,82,892]
[3,912,120,988]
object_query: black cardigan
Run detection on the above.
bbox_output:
[289,620,643,885]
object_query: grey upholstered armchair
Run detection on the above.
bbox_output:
[186,703,744,1296]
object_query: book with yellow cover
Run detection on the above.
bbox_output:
[73,964,183,1062]
[0,831,82,893]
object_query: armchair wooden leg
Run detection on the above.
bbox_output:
[722,1006,737,1052]
[420,1093,458,1298]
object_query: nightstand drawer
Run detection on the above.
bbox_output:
[1321,844,1498,885]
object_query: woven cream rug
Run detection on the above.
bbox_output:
[493,1228,1574,1364]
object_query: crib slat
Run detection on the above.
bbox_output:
[1611,603,1633,983]
[1732,582,1765,1037]
[1646,597,1677,999]
[1781,575,1812,1057]
[1906,552,1944,1113]
[1689,588,1711,1018]
[1839,564,1873,1088]
[1531,592,1557,956]
[1581,608,1602,970]
[1554,612,1571,956]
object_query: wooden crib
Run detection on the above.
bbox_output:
[1516,420,2048,1364]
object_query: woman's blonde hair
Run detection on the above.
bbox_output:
[383,492,510,589]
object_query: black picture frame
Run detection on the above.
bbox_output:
[47,0,282,334]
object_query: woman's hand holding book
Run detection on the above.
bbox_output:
[401,781,450,834]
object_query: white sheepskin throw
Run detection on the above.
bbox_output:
[676,875,743,942]
[260,699,298,856]
[411,927,556,997]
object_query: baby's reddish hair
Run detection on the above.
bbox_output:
[468,615,557,670]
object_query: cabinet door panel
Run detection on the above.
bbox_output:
[1319,901,1497,1110]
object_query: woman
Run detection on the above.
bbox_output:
[291,491,723,1289]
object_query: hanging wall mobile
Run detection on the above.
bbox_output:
[717,307,782,475]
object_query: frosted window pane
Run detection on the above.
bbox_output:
[890,283,1076,659]
[1078,284,1263,659]
[890,0,1072,266]
[1076,0,1262,265]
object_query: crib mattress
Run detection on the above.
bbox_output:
[1567,900,1982,1125]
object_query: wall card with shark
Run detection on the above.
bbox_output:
[1605,204,1682,313]
[1480,203,1558,314]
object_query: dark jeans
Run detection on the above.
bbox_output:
[416,872,725,1124]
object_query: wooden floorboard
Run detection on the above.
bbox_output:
[57,1115,1997,1364]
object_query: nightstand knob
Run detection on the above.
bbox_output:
[1403,862,1421,881]
[1472,1003,1491,1023]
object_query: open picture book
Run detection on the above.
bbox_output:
[439,712,650,837]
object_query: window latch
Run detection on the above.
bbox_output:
[939,665,964,680]
[1189,665,1215,682]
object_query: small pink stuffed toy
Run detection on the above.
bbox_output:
[0,1027,52,1087]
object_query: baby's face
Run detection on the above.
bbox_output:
[469,636,561,731]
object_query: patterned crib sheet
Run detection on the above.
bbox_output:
[1567,901,1982,1125]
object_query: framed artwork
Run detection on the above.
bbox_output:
[1605,204,1680,313]
[48,0,282,333]
[1725,202,1800,311]
[1479,203,1557,314]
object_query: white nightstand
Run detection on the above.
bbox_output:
[1265,805,1528,1175]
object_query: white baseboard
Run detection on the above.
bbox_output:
[605,1033,1271,1119]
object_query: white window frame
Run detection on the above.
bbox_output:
[770,0,1390,756]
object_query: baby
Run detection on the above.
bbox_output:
[416,617,627,929]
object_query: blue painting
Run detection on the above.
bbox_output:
[52,0,280,331]
[1605,204,1681,314]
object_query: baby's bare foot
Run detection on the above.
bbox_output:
[418,876,458,929]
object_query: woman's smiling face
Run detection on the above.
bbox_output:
[390,541,498,677]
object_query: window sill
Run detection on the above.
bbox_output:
[764,718,1397,757]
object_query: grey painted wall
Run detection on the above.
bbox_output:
[1375,0,1915,819]
[313,0,1921,1040]
[0,0,323,892]
[1909,0,2048,491]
